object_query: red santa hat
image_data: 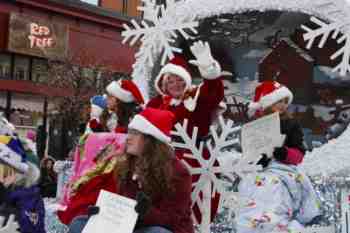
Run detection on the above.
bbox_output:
[154,55,192,95]
[106,80,144,104]
[128,108,175,144]
[248,81,293,116]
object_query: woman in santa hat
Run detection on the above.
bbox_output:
[59,108,194,233]
[146,41,224,223]
[102,79,145,133]
[235,81,321,233]
[147,40,224,141]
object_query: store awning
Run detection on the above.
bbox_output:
[0,92,55,113]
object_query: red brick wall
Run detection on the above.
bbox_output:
[0,13,9,51]
[69,27,136,73]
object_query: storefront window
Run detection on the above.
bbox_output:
[0,54,11,79]
[32,59,48,83]
[14,55,30,80]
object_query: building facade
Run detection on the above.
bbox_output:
[0,0,138,132]
[0,0,140,158]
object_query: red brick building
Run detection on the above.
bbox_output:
[259,38,315,104]
[0,0,138,132]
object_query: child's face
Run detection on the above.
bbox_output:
[0,164,17,187]
[271,98,289,114]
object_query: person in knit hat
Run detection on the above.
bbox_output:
[59,108,194,233]
[0,131,45,233]
[103,79,145,133]
[248,80,305,167]
[85,95,107,133]
[147,41,224,223]
[236,81,321,233]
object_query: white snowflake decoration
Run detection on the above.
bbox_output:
[301,0,350,76]
[122,0,198,67]
[171,117,241,233]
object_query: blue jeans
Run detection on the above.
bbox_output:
[68,215,173,233]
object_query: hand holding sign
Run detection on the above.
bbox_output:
[82,190,138,233]
[241,112,285,164]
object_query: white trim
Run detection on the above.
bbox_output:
[0,143,29,173]
[154,63,192,95]
[259,86,293,109]
[129,115,171,143]
[106,81,134,103]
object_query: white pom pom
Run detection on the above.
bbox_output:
[247,102,262,118]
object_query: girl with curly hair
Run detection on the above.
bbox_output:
[58,108,194,233]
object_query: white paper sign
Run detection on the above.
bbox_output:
[82,190,138,233]
[241,112,285,162]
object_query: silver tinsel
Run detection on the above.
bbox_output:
[44,198,68,233]
[209,173,350,233]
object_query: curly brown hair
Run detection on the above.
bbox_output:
[114,134,175,198]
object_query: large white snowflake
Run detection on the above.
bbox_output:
[171,117,242,233]
[121,0,198,67]
[302,1,350,76]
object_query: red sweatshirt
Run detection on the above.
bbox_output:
[58,158,194,233]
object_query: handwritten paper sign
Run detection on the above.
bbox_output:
[241,112,285,162]
[82,190,138,233]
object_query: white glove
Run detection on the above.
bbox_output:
[189,41,221,79]
[189,41,214,67]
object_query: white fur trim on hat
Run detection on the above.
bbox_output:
[260,86,293,109]
[0,143,29,173]
[106,81,134,103]
[154,63,192,95]
[128,115,171,143]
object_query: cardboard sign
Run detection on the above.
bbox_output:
[8,13,68,59]
[82,190,138,233]
[241,112,285,162]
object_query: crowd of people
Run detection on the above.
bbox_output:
[0,40,322,233]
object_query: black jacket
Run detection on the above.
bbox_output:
[280,118,306,154]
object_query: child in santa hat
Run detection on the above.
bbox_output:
[235,81,321,233]
[248,80,306,167]
[146,40,224,223]
[85,95,107,133]
[59,108,194,233]
[103,79,145,133]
